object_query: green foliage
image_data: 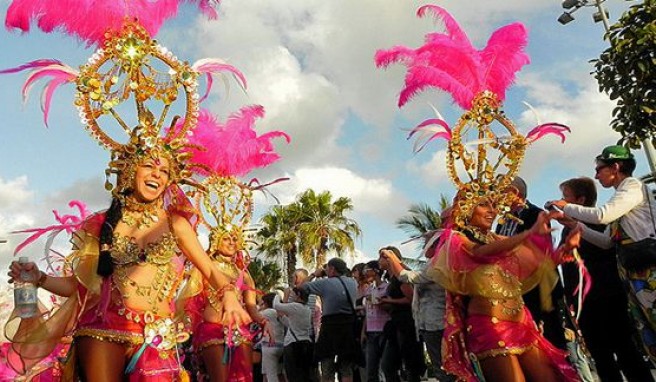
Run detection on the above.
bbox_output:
[593,0,656,147]
[255,204,300,285]
[396,195,450,253]
[255,188,361,284]
[295,189,362,267]
[248,257,283,293]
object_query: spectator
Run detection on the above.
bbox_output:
[273,289,315,382]
[378,246,426,382]
[557,176,654,381]
[361,260,390,382]
[381,228,454,381]
[300,258,361,382]
[290,269,322,339]
[260,293,286,382]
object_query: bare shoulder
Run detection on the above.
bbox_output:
[170,212,193,232]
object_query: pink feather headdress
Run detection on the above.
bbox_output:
[6,0,219,47]
[184,106,291,178]
[177,105,290,252]
[375,5,530,110]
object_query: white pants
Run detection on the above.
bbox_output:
[261,346,284,382]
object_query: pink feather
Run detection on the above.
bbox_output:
[192,58,248,103]
[416,5,470,46]
[526,123,571,143]
[12,200,89,255]
[407,118,452,153]
[1,60,78,127]
[375,6,530,110]
[5,0,221,46]
[181,106,290,177]
[479,23,530,102]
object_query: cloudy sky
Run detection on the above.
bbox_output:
[0,0,648,275]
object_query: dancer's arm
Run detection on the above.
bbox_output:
[171,213,251,325]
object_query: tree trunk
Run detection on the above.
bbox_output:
[286,249,297,286]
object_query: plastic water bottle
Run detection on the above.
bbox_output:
[13,257,38,318]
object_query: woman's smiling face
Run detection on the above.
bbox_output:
[469,200,497,231]
[133,156,170,202]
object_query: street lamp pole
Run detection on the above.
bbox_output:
[558,0,656,180]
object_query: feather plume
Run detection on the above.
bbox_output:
[407,118,452,153]
[5,0,220,46]
[416,5,470,45]
[1,60,78,127]
[479,23,530,102]
[12,200,89,256]
[181,106,290,178]
[375,5,530,110]
[192,58,247,103]
[526,123,571,143]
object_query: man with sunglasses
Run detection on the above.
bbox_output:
[547,145,656,367]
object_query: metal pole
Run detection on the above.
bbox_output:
[594,0,656,179]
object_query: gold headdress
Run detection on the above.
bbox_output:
[197,176,254,254]
[184,106,290,255]
[2,3,246,200]
[75,21,200,196]
[376,5,570,229]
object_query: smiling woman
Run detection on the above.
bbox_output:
[2,1,254,380]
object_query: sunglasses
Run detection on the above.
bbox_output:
[594,164,611,174]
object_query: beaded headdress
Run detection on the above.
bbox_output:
[1,0,246,199]
[182,106,290,255]
[376,5,569,229]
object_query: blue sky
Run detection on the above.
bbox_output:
[0,0,650,273]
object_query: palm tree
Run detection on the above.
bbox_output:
[294,189,362,267]
[396,195,450,250]
[248,258,283,293]
[255,205,301,285]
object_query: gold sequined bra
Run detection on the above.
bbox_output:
[111,232,179,266]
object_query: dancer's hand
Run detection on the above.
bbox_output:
[529,211,555,236]
[222,291,252,327]
[7,260,39,284]
[562,224,582,252]
[545,199,568,211]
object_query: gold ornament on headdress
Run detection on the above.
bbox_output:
[73,20,201,197]
[195,176,254,255]
[447,91,528,229]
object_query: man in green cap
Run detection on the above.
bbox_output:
[547,144,656,368]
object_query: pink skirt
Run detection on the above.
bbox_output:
[465,309,579,380]
[193,321,253,382]
[75,304,183,381]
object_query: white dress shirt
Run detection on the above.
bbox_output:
[564,177,656,248]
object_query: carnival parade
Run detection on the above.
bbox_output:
[1,0,656,381]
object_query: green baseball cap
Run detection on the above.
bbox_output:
[596,145,634,161]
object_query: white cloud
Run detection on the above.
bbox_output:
[516,71,620,176]
[254,166,407,221]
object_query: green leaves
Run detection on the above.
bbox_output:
[255,188,361,284]
[593,0,656,147]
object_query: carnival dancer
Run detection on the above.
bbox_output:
[179,106,290,382]
[375,5,580,381]
[3,1,252,380]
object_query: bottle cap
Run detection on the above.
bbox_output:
[19,256,29,264]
